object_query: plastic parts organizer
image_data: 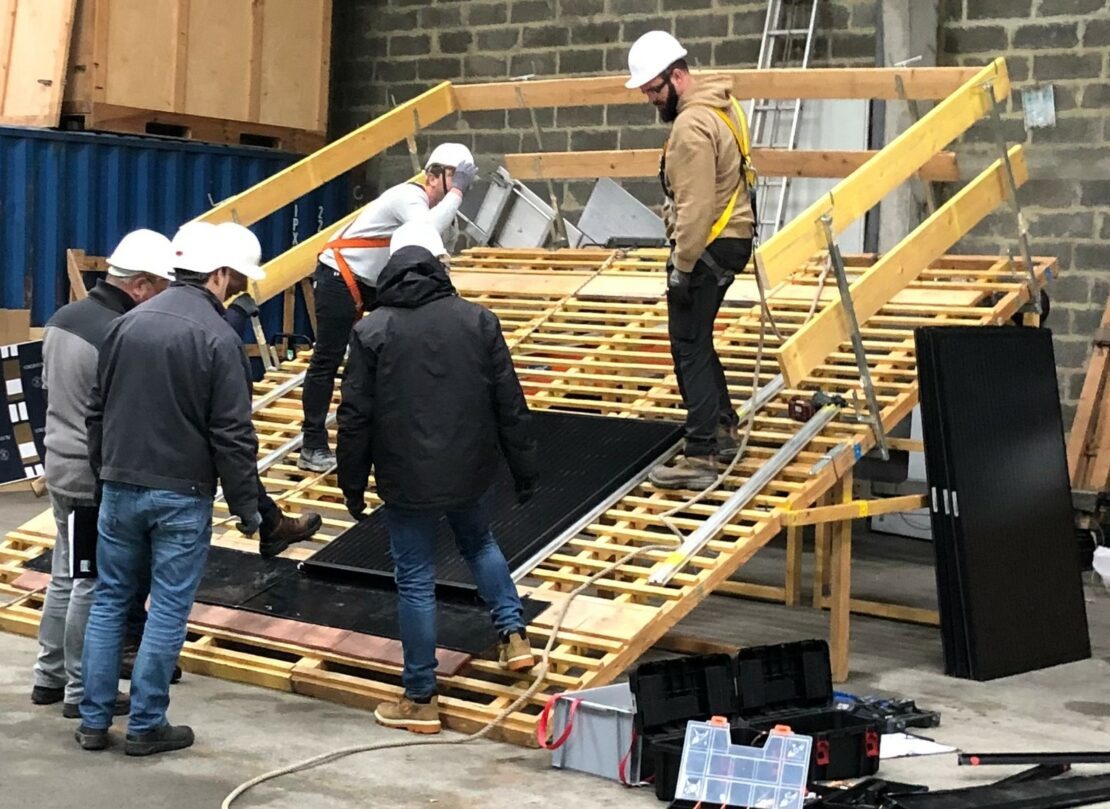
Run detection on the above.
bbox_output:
[675,718,812,808]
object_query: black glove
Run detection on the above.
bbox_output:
[450,160,478,195]
[667,265,693,307]
[345,493,369,521]
[514,477,537,505]
[236,511,262,536]
[228,292,259,318]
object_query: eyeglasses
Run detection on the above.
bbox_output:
[642,70,672,97]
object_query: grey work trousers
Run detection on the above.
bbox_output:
[32,491,97,704]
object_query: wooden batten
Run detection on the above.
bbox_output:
[504,148,960,182]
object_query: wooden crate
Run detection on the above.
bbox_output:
[0,0,78,126]
[60,0,330,151]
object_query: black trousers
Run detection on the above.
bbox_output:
[668,238,754,457]
[302,262,376,451]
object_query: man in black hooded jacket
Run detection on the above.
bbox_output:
[336,222,538,735]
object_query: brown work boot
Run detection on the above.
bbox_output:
[648,454,720,490]
[374,695,441,734]
[260,511,323,558]
[498,629,535,672]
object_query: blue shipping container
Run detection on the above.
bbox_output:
[0,126,350,330]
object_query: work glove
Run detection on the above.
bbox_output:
[344,492,369,521]
[228,292,259,318]
[450,160,479,195]
[514,476,538,506]
[236,511,262,537]
[667,264,693,307]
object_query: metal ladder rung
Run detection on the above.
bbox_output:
[767,27,812,36]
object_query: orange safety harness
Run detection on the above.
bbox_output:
[321,233,390,313]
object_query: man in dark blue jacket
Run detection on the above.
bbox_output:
[337,223,538,734]
[77,223,264,755]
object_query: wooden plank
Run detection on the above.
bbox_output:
[755,59,1009,288]
[182,0,251,120]
[504,149,960,182]
[1067,295,1110,486]
[198,82,456,227]
[776,143,1026,387]
[0,0,77,126]
[66,249,89,300]
[782,494,927,526]
[451,271,586,298]
[451,67,981,111]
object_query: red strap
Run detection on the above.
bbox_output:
[322,236,390,313]
[618,728,638,786]
[536,694,580,750]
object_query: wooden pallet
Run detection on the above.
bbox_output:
[0,249,1053,744]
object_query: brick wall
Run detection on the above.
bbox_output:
[330,0,1110,425]
[938,0,1109,427]
[330,0,876,211]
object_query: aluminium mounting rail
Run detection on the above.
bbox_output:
[647,401,841,586]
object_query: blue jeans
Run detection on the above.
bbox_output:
[80,482,212,733]
[384,493,524,699]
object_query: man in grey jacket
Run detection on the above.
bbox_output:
[77,223,264,756]
[32,229,175,718]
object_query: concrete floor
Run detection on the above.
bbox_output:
[2,489,1110,809]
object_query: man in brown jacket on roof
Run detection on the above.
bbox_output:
[626,31,756,490]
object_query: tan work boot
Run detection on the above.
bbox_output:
[498,629,535,672]
[649,454,719,490]
[374,695,441,734]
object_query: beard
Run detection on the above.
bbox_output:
[656,86,680,124]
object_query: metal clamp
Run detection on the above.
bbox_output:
[819,214,889,461]
[982,80,1041,314]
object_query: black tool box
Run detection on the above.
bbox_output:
[738,640,881,784]
[628,653,737,788]
[639,640,882,802]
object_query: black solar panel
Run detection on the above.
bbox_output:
[302,410,682,598]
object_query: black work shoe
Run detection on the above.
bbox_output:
[125,723,194,757]
[74,725,109,751]
[31,685,65,705]
[296,447,336,473]
[260,511,323,558]
[63,693,130,719]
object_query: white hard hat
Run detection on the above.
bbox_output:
[625,30,688,89]
[106,228,175,280]
[390,221,447,257]
[171,221,265,280]
[214,222,266,280]
[425,142,474,170]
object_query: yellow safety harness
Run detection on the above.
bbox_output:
[706,96,757,243]
[661,96,757,246]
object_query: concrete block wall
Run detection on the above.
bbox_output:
[330,0,876,211]
[938,0,1109,427]
[329,0,1110,425]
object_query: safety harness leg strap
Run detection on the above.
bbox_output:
[322,236,390,313]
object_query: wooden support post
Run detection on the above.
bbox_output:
[828,470,854,683]
[812,492,831,608]
[66,249,89,301]
[785,524,804,607]
[282,286,295,334]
